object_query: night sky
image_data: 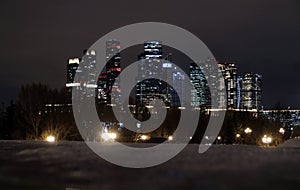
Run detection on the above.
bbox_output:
[1,0,300,108]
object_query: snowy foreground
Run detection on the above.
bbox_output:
[0,140,300,190]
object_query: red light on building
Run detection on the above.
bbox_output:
[98,74,107,79]
[108,68,121,72]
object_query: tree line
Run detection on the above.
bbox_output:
[0,83,81,141]
[0,83,299,145]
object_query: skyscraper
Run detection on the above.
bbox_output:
[97,73,108,103]
[136,41,163,106]
[172,69,186,107]
[218,62,238,109]
[105,40,121,105]
[66,58,80,88]
[81,49,97,98]
[241,72,262,110]
[237,75,242,109]
[189,62,210,109]
[66,41,121,103]
[143,41,163,59]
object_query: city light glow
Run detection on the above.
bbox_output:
[168,136,173,141]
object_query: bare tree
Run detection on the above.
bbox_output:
[15,83,50,140]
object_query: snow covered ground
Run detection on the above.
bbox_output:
[0,140,299,190]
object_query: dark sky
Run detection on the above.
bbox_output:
[1,0,300,108]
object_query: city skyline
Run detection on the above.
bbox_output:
[1,2,300,188]
[67,40,263,111]
[1,0,300,109]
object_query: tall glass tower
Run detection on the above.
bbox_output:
[218,62,238,109]
[189,62,210,109]
[136,41,163,106]
[105,40,121,105]
[66,58,80,87]
[241,72,262,110]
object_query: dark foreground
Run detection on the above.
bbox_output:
[0,140,300,190]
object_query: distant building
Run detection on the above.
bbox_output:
[66,58,80,88]
[189,62,211,109]
[143,41,163,59]
[65,40,122,104]
[81,49,97,98]
[241,72,262,110]
[136,41,163,106]
[161,53,173,106]
[66,57,82,102]
[218,62,238,109]
[172,69,186,107]
[237,76,242,109]
[97,73,108,103]
[105,40,121,105]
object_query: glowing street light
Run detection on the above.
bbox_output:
[236,134,241,138]
[101,132,117,141]
[168,136,173,141]
[262,135,272,146]
[244,127,252,134]
[215,136,221,145]
[46,135,55,143]
[140,135,150,141]
[279,128,285,134]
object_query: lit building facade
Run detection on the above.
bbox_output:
[237,75,242,109]
[136,41,163,106]
[105,40,121,105]
[218,62,238,109]
[97,73,108,103]
[172,70,186,107]
[66,58,80,88]
[81,49,97,98]
[241,72,262,110]
[189,62,210,109]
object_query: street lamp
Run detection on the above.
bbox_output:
[236,134,241,138]
[216,136,221,144]
[279,128,285,134]
[139,135,150,141]
[244,127,252,134]
[46,135,55,143]
[262,135,272,146]
[101,132,117,141]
